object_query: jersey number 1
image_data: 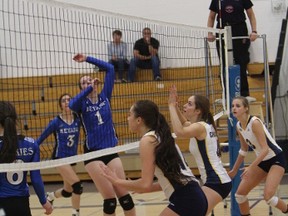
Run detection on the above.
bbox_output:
[95,110,104,125]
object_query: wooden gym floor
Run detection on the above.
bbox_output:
[30,175,288,216]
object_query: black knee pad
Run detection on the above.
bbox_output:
[61,189,72,198]
[103,198,117,214]
[118,194,134,211]
[72,181,83,195]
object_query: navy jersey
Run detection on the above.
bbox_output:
[209,0,253,28]
[37,113,81,158]
[0,135,46,205]
[69,56,117,151]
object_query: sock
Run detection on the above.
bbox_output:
[47,192,55,201]
[72,209,80,216]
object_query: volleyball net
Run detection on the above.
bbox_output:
[0,0,228,171]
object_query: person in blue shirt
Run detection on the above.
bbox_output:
[37,93,82,216]
[108,30,129,83]
[0,101,53,216]
[69,54,136,216]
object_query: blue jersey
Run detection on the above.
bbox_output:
[37,113,81,158]
[69,56,117,151]
[0,135,46,205]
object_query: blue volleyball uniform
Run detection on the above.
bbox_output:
[0,135,46,205]
[69,56,117,151]
[37,113,81,158]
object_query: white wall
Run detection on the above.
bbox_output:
[55,0,288,63]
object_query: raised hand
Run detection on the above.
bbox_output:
[73,53,87,63]
[169,85,178,106]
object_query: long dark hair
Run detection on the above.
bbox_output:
[193,95,221,157]
[0,101,18,163]
[133,100,187,185]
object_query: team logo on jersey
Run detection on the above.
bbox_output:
[225,5,234,13]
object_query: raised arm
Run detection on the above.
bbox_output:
[69,86,93,112]
[85,56,115,100]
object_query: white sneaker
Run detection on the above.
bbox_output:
[245,96,256,103]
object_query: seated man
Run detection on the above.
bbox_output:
[108,30,129,83]
[128,27,161,82]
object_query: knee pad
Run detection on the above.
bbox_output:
[266,196,278,207]
[118,194,134,211]
[72,181,83,195]
[61,189,72,198]
[235,193,248,204]
[103,198,117,214]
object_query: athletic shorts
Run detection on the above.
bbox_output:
[0,196,31,216]
[258,152,287,173]
[204,181,232,199]
[84,152,119,166]
[168,180,208,216]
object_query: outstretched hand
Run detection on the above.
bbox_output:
[73,53,87,62]
[169,85,178,106]
[100,164,120,185]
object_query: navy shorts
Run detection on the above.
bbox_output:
[168,180,208,216]
[204,181,232,199]
[0,196,31,216]
[84,152,119,166]
[258,152,287,173]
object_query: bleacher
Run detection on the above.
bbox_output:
[0,63,267,181]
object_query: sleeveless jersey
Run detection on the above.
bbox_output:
[143,131,198,199]
[237,116,282,160]
[189,122,231,184]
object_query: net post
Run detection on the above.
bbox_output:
[228,64,242,216]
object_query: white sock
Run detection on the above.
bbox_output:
[47,192,55,201]
[72,209,80,216]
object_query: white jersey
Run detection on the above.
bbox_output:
[189,122,231,184]
[237,116,282,161]
[143,131,198,199]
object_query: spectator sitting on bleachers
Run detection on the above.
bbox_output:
[128,27,161,82]
[107,30,129,83]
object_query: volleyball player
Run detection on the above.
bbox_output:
[69,54,136,216]
[101,100,208,216]
[229,96,288,215]
[0,101,53,216]
[36,93,82,216]
[168,85,232,215]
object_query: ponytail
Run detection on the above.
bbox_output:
[0,102,18,163]
[154,113,187,185]
[133,100,189,185]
